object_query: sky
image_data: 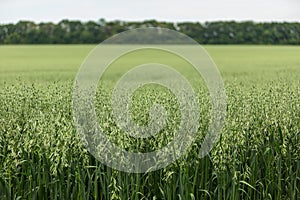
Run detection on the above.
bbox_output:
[0,0,300,24]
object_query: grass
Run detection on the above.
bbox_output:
[0,45,299,199]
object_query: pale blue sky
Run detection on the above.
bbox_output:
[0,0,300,23]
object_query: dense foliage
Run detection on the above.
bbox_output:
[0,46,299,199]
[1,19,300,44]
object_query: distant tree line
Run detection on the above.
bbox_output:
[0,19,300,44]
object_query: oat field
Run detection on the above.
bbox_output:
[0,45,299,199]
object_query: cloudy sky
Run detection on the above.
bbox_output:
[0,0,300,23]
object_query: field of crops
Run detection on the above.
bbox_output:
[0,45,299,199]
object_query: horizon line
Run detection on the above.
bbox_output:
[1,18,300,25]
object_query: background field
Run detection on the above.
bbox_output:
[0,45,299,199]
[1,45,300,84]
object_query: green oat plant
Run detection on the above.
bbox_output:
[0,45,299,199]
